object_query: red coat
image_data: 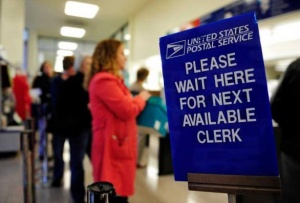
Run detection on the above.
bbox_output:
[12,74,31,121]
[89,72,146,196]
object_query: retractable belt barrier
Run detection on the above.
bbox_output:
[87,182,116,203]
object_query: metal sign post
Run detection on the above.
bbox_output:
[228,194,236,203]
[159,12,281,203]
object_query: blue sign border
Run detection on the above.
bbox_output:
[160,12,279,181]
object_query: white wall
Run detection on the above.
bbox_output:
[128,1,300,90]
[0,0,24,67]
[27,30,38,78]
[130,0,235,62]
[128,0,235,89]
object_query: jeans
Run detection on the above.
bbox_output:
[137,133,148,165]
[52,129,89,203]
[38,116,47,158]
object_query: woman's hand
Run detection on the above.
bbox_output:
[139,90,151,101]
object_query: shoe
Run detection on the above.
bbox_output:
[136,164,147,169]
[114,196,128,203]
[39,155,54,162]
[47,156,54,161]
[51,180,62,187]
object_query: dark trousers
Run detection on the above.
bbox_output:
[38,116,47,157]
[85,129,92,160]
[278,152,300,203]
[52,129,89,203]
[34,103,49,158]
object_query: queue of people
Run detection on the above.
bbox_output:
[28,39,151,203]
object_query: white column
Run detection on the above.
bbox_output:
[27,29,39,78]
[0,0,25,67]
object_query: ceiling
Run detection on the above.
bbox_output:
[25,0,152,42]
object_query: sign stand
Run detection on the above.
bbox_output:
[159,12,281,203]
[188,173,281,203]
[228,194,236,203]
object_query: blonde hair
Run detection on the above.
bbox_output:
[84,39,122,89]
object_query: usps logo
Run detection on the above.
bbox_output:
[166,40,186,59]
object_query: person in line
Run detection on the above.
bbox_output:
[271,58,300,203]
[129,67,150,168]
[31,61,53,161]
[78,56,93,160]
[12,68,32,122]
[32,61,53,107]
[84,39,151,203]
[50,56,89,203]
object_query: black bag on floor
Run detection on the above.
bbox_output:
[158,134,173,175]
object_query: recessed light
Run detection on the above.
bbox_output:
[124,49,130,56]
[65,1,99,19]
[57,50,74,56]
[60,26,85,38]
[58,41,78,50]
[124,34,131,41]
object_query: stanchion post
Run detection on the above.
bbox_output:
[21,118,36,203]
[21,130,33,203]
[87,182,116,203]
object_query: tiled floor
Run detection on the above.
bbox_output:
[0,134,230,203]
[0,152,23,203]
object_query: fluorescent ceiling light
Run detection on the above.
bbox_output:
[124,34,131,41]
[273,21,300,34]
[65,1,99,19]
[260,21,300,46]
[124,49,130,56]
[58,41,78,50]
[60,26,86,38]
[57,49,74,56]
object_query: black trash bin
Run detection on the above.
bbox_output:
[87,182,116,203]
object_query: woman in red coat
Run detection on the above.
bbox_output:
[85,39,150,202]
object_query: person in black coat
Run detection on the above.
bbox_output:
[32,61,53,105]
[271,58,300,203]
[76,56,92,160]
[50,56,90,203]
[32,61,53,160]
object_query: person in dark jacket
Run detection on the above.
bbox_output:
[32,61,53,160]
[50,56,89,203]
[32,61,53,105]
[78,56,92,160]
[271,58,300,203]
